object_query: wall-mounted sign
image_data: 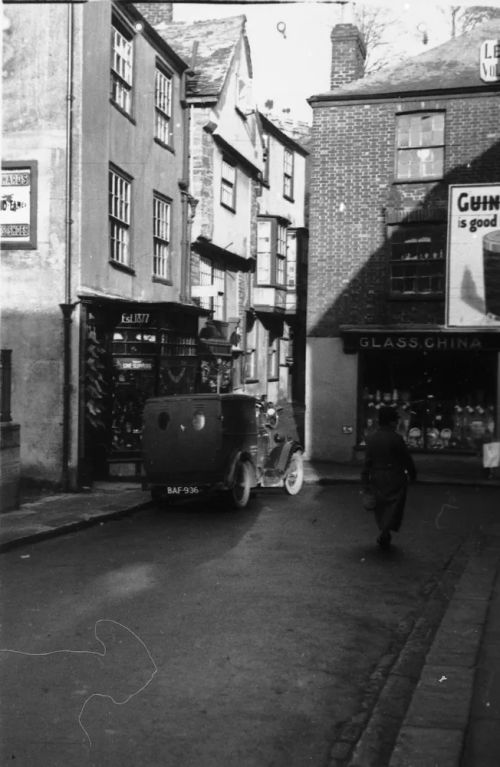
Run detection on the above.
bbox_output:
[480,39,500,82]
[121,313,151,325]
[341,330,500,353]
[447,183,500,327]
[115,357,153,371]
[1,162,37,249]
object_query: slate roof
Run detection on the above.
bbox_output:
[140,14,249,99]
[310,20,500,102]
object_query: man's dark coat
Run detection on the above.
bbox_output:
[361,425,417,533]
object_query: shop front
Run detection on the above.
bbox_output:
[341,327,500,454]
[80,299,210,481]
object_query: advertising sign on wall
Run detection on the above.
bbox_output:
[0,161,37,249]
[447,183,500,328]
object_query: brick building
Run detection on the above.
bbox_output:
[306,21,500,462]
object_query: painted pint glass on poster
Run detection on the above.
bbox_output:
[447,183,500,327]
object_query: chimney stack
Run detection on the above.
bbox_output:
[330,24,366,89]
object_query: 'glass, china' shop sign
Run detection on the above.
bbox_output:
[341,332,500,353]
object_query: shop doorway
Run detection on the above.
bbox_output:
[359,350,497,453]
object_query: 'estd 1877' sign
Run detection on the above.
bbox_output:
[480,39,500,82]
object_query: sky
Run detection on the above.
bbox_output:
[172,0,500,121]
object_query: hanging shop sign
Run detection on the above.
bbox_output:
[447,183,500,328]
[480,39,500,82]
[1,162,37,249]
[341,331,500,353]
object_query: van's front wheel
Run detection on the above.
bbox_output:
[284,451,304,495]
[231,460,251,509]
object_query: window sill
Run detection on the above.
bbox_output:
[388,293,444,302]
[154,137,174,153]
[392,176,443,185]
[109,259,135,276]
[220,201,236,214]
[110,99,136,125]
[245,378,259,384]
[152,275,173,286]
[267,377,279,382]
[283,194,295,203]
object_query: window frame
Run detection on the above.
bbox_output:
[267,334,279,381]
[256,217,288,287]
[198,255,226,321]
[109,165,132,268]
[154,63,173,148]
[152,192,171,282]
[283,147,294,200]
[110,19,134,116]
[245,319,259,381]
[395,111,445,182]
[220,158,237,211]
[262,133,270,186]
[389,222,447,297]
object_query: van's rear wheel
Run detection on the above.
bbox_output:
[284,451,304,495]
[231,460,251,509]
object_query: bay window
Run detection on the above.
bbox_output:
[199,256,226,320]
[257,218,288,286]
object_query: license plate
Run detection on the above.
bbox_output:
[166,486,200,496]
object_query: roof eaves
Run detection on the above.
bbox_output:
[309,82,500,106]
[258,112,309,156]
[125,3,190,72]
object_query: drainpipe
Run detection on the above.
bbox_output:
[179,61,198,303]
[59,2,76,491]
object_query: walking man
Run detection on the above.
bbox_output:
[361,406,417,548]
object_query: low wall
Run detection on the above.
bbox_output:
[1,422,20,512]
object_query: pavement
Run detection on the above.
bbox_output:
[1,459,500,766]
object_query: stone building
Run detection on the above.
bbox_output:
[306,21,500,463]
[1,0,198,486]
[1,1,309,493]
[141,8,309,411]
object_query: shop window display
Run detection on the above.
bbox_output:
[111,326,198,453]
[360,351,497,453]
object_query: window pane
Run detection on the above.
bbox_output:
[277,224,287,256]
[153,196,170,278]
[155,69,171,115]
[257,252,271,284]
[397,147,443,179]
[276,255,286,285]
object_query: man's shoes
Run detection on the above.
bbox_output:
[377,531,392,549]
